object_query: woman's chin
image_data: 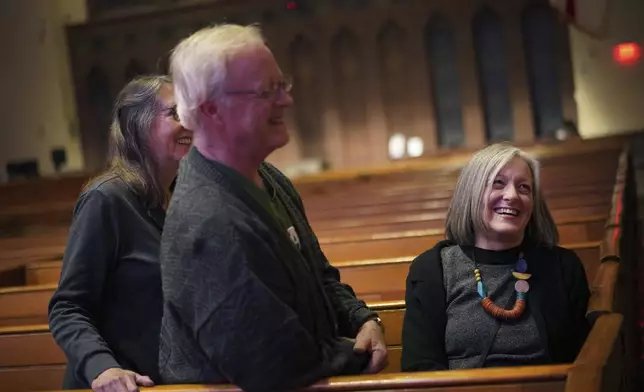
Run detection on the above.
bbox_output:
[487,222,526,239]
[174,144,192,159]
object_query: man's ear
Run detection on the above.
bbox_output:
[199,100,218,119]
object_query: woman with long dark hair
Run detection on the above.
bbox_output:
[48,75,191,391]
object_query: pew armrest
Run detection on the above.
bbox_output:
[567,313,624,392]
[587,260,619,314]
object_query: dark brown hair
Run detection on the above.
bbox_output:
[86,75,172,207]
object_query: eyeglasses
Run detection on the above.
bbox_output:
[225,77,293,100]
[164,105,180,122]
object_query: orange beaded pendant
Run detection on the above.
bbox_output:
[474,252,529,321]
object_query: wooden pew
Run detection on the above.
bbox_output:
[0,144,632,391]
[300,164,617,199]
[0,313,617,391]
[3,143,614,233]
[303,179,616,212]
[0,246,65,287]
[0,175,89,207]
[31,314,622,392]
[0,241,604,331]
[295,139,624,191]
[313,209,608,238]
[0,168,613,244]
[0,193,606,266]
[306,192,612,220]
[298,152,620,202]
[0,142,618,267]
[320,225,603,262]
[0,325,63,367]
[337,242,601,302]
[21,214,606,287]
[0,284,55,327]
[0,138,621,234]
[0,365,66,392]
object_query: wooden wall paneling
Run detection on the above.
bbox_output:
[451,0,486,148]
[289,34,326,161]
[377,20,411,156]
[472,6,515,142]
[358,10,390,168]
[405,2,441,155]
[500,0,537,144]
[331,27,369,169]
[424,11,466,149]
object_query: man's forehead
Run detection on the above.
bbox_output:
[226,46,281,83]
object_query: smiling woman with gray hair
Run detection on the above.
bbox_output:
[48,75,192,392]
[401,143,590,372]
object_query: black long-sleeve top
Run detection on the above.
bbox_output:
[48,176,165,389]
[401,240,591,372]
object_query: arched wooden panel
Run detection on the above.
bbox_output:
[289,35,325,160]
[330,27,367,167]
[522,3,564,138]
[124,59,147,82]
[424,14,464,148]
[377,20,411,140]
[472,7,514,142]
[85,66,112,169]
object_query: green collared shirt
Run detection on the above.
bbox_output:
[209,160,294,232]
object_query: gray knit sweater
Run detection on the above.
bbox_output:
[158,148,376,392]
[441,246,547,368]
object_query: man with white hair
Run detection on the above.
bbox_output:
[158,24,388,391]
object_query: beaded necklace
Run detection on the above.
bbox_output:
[474,252,531,321]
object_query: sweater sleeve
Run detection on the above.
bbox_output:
[312,232,378,337]
[48,190,121,385]
[401,250,449,371]
[166,217,349,392]
[560,247,591,357]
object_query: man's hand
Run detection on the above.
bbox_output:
[353,320,389,373]
[92,368,154,392]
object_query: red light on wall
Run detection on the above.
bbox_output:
[285,1,298,11]
[613,42,641,66]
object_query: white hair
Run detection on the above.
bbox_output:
[170,24,266,131]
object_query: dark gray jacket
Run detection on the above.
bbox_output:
[159,148,377,392]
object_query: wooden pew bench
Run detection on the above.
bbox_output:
[2,148,616,235]
[303,180,615,212]
[301,174,616,207]
[299,159,619,195]
[0,302,616,392]
[313,211,607,238]
[334,241,601,302]
[0,325,63,367]
[20,216,606,287]
[26,313,622,392]
[0,246,65,287]
[0,213,623,390]
[0,241,602,329]
[0,284,55,327]
[0,259,618,376]
[320,222,603,262]
[1,219,612,386]
[297,149,620,198]
[305,192,612,220]
[0,228,70,251]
